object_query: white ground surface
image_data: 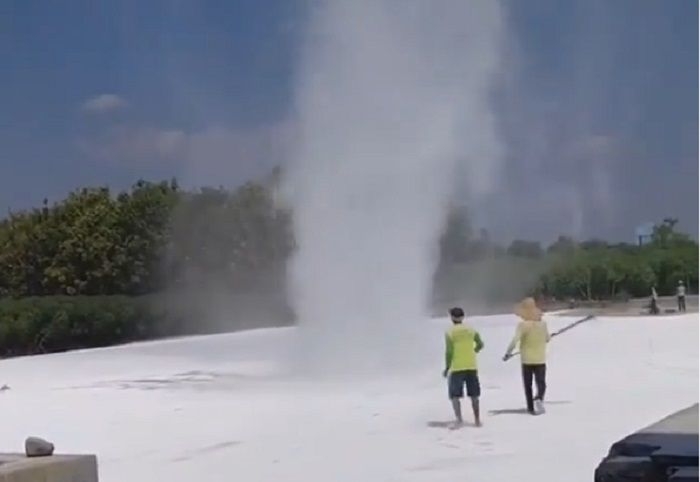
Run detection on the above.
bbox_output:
[1,314,697,482]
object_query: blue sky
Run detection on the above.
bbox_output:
[0,0,697,242]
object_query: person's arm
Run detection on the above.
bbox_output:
[544,321,551,343]
[503,323,523,360]
[474,332,484,353]
[443,333,453,376]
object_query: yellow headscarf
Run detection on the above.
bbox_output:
[514,297,543,322]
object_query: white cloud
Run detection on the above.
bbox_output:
[81,94,129,114]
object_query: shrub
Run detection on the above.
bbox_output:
[0,296,167,357]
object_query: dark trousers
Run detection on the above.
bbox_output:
[522,364,546,413]
[678,296,686,312]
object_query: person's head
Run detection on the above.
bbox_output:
[514,297,542,322]
[449,307,465,324]
[679,280,684,285]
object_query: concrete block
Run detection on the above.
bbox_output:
[0,453,98,482]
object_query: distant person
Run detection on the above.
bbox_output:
[651,286,659,315]
[503,297,550,415]
[677,281,687,312]
[443,307,484,428]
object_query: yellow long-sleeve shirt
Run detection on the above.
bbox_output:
[507,320,550,365]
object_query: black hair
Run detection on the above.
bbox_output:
[449,307,465,320]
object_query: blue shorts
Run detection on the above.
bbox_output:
[448,370,481,399]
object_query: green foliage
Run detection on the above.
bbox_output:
[0,181,179,297]
[0,175,292,357]
[651,218,691,247]
[0,296,170,357]
[0,178,290,298]
[437,216,697,303]
[536,219,697,300]
[165,183,292,290]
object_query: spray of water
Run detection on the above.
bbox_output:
[286,0,504,374]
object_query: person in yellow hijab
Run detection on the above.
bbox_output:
[503,297,550,415]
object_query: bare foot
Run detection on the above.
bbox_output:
[474,419,483,427]
[449,420,464,430]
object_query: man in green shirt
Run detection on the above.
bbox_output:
[443,307,484,428]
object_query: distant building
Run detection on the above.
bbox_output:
[635,222,654,246]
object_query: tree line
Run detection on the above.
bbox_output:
[0,175,695,356]
[439,211,698,302]
[0,179,695,302]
